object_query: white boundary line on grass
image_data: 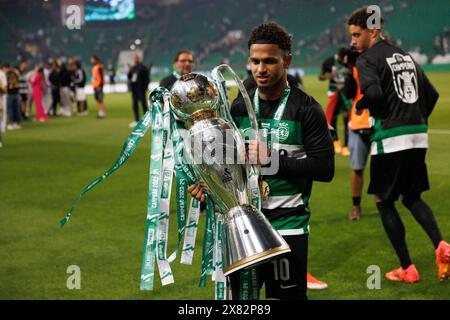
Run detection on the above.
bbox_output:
[429,129,450,135]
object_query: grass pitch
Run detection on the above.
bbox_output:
[0,73,449,299]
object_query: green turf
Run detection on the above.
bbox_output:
[0,73,449,300]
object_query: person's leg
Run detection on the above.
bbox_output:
[139,90,148,118]
[96,88,106,117]
[60,87,71,116]
[402,194,442,249]
[13,94,22,126]
[6,95,14,127]
[348,130,370,220]
[132,90,139,122]
[80,100,86,112]
[376,197,413,270]
[368,152,419,282]
[264,235,308,300]
[351,170,364,202]
[50,89,56,116]
[343,111,349,148]
[20,95,27,119]
[325,91,339,125]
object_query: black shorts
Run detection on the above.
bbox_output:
[94,87,104,102]
[368,148,429,201]
[229,234,308,300]
[20,94,27,102]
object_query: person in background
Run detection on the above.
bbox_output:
[341,48,371,221]
[108,63,116,92]
[18,61,29,120]
[6,64,22,130]
[319,47,352,156]
[30,66,48,122]
[48,61,61,117]
[349,6,450,283]
[127,53,150,128]
[73,60,87,116]
[59,62,72,117]
[0,63,7,147]
[43,62,52,115]
[90,55,106,119]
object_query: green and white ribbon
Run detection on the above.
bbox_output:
[167,170,187,263]
[59,110,152,228]
[213,215,226,300]
[156,99,175,286]
[239,269,259,300]
[199,199,215,288]
[140,90,166,291]
[180,198,201,265]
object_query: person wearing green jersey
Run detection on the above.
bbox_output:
[188,22,334,300]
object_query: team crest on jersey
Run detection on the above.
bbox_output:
[277,122,290,142]
[386,53,419,104]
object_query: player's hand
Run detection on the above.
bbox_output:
[188,180,207,203]
[248,140,271,166]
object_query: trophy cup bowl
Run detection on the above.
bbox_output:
[170,73,290,276]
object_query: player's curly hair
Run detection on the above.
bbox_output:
[348,6,384,29]
[248,22,292,54]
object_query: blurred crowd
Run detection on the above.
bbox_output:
[0,56,114,148]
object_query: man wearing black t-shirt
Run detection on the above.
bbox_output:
[127,53,150,128]
[349,6,450,283]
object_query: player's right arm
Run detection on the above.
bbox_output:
[355,55,383,113]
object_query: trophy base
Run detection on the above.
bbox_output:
[223,244,291,276]
[222,204,292,277]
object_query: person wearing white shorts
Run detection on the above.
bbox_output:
[73,61,87,116]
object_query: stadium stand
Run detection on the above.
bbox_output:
[0,0,449,75]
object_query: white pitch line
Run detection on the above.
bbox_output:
[429,129,450,135]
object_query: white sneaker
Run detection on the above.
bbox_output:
[128,121,138,128]
[13,123,22,129]
[6,124,14,130]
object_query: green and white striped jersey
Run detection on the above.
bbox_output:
[231,85,334,235]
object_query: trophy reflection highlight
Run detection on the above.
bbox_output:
[169,66,290,276]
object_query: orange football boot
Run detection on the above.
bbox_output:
[435,240,450,281]
[385,264,419,283]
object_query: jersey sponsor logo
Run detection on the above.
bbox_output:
[386,53,419,104]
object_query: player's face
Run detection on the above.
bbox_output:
[349,25,371,53]
[174,53,194,75]
[249,44,291,90]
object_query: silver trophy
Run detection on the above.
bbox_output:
[168,65,290,276]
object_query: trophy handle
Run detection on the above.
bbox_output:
[211,65,260,178]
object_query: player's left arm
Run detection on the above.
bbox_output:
[417,65,439,118]
[272,100,335,182]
